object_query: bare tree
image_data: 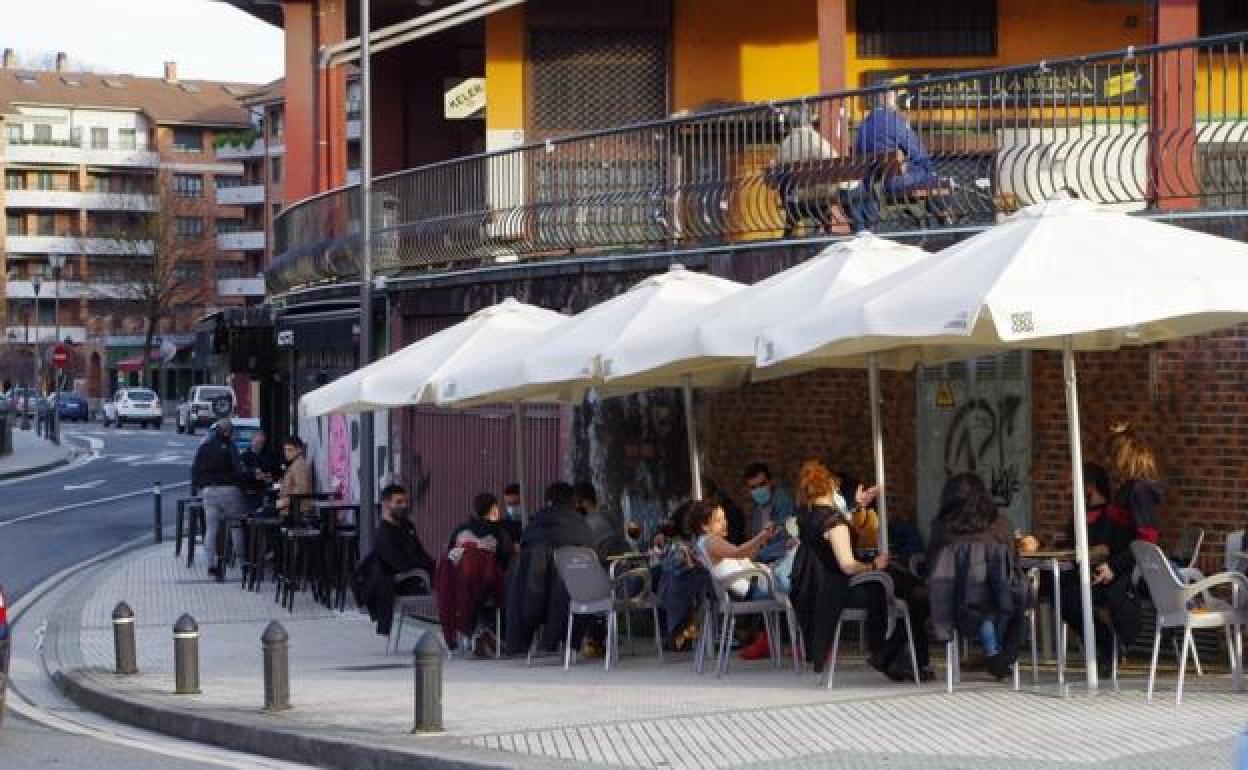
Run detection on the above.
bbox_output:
[90,170,214,389]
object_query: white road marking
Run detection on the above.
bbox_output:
[63,479,106,491]
[0,481,191,529]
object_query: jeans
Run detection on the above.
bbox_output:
[202,485,246,565]
[980,619,1000,656]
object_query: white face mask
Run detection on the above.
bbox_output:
[833,492,849,514]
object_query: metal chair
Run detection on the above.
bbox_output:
[1131,540,1247,704]
[692,541,801,678]
[552,546,663,672]
[388,568,439,655]
[823,571,920,688]
[1225,529,1246,574]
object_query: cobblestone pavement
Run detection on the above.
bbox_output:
[57,545,1248,769]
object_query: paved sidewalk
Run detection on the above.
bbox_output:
[0,425,75,479]
[45,544,1248,769]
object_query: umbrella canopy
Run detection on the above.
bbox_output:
[299,298,568,418]
[440,264,744,408]
[758,193,1248,693]
[758,195,1248,365]
[599,233,931,391]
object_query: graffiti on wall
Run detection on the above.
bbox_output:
[298,411,390,505]
[917,352,1032,534]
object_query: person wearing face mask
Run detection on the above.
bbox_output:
[356,484,435,636]
[743,462,799,569]
[501,482,524,543]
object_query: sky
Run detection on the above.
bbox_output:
[4,0,283,85]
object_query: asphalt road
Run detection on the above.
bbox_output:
[0,422,298,769]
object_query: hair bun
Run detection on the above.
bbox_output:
[1109,421,1131,436]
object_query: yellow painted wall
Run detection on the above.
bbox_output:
[845,0,1154,87]
[485,6,525,132]
[673,0,820,111]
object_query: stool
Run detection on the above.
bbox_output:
[183,502,206,568]
[334,528,359,611]
[174,496,203,559]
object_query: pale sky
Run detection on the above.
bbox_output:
[4,0,283,85]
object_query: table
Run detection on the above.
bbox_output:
[1020,549,1077,688]
[312,501,360,527]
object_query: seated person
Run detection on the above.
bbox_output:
[574,481,631,562]
[357,484,435,636]
[239,429,279,512]
[926,473,1012,572]
[702,475,747,545]
[689,499,781,660]
[500,482,524,544]
[844,86,952,232]
[655,502,711,651]
[788,460,913,680]
[438,492,512,655]
[274,436,313,519]
[743,462,800,588]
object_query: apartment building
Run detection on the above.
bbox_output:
[0,51,263,398]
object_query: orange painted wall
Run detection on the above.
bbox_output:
[485,6,525,133]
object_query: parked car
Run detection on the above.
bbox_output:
[176,385,235,435]
[102,388,163,429]
[0,581,9,728]
[55,391,89,422]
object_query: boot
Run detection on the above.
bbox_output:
[740,629,771,660]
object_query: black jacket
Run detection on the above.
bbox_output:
[239,447,279,500]
[191,432,246,490]
[789,505,853,666]
[928,541,1023,643]
[505,503,597,654]
[376,516,435,576]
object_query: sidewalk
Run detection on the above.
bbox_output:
[0,425,76,479]
[44,544,1247,769]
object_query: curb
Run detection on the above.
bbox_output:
[38,548,526,770]
[0,432,86,481]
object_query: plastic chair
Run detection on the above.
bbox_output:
[823,571,920,688]
[387,569,439,655]
[1226,530,1246,574]
[1131,540,1247,704]
[692,540,801,678]
[552,546,662,672]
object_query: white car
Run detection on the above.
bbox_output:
[176,385,236,435]
[103,388,163,429]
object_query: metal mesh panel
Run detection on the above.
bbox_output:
[529,27,667,136]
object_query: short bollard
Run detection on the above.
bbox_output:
[112,602,138,675]
[261,621,290,712]
[411,632,444,734]
[173,613,200,695]
[152,481,163,544]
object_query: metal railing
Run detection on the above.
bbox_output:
[270,33,1248,293]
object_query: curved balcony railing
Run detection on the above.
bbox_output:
[270,32,1248,294]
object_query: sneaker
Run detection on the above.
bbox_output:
[740,630,771,660]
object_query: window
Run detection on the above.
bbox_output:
[6,213,23,234]
[855,0,996,57]
[215,218,244,234]
[215,175,243,189]
[175,217,203,238]
[37,213,54,236]
[174,263,204,282]
[5,172,24,190]
[5,123,20,143]
[269,156,282,184]
[171,127,202,152]
[1202,0,1248,36]
[172,173,203,198]
[217,263,243,280]
[118,128,137,150]
[36,172,53,191]
[269,109,284,141]
[90,127,108,149]
[33,124,51,142]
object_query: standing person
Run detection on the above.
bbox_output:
[239,429,279,512]
[275,436,314,518]
[191,419,250,581]
[788,460,911,679]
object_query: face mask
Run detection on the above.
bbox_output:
[391,505,410,517]
[750,486,772,506]
[505,505,519,519]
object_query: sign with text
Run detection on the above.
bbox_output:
[865,67,1149,109]
[444,77,486,120]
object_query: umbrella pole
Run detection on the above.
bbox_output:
[1063,335,1099,692]
[513,400,530,527]
[682,375,704,500]
[867,354,889,553]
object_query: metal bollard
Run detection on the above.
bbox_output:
[112,602,138,675]
[173,613,200,695]
[261,621,290,712]
[411,632,444,734]
[152,481,163,544]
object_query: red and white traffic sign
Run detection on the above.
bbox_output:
[51,343,69,369]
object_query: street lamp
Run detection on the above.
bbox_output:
[31,273,42,395]
[47,254,65,444]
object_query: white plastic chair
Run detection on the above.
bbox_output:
[1131,540,1247,704]
[1226,530,1246,574]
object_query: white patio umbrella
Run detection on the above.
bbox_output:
[440,264,745,496]
[758,194,1248,691]
[298,297,568,521]
[601,233,931,517]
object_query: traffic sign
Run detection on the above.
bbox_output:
[51,343,69,368]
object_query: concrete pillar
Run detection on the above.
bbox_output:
[1150,0,1199,211]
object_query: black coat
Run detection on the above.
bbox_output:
[789,505,853,666]
[376,516,435,576]
[505,503,597,654]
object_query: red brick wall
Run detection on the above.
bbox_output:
[701,367,918,524]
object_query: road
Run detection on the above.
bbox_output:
[0,422,303,769]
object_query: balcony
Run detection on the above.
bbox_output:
[346,169,361,186]
[5,234,154,256]
[5,281,137,300]
[217,231,265,251]
[5,189,157,211]
[215,139,265,160]
[217,276,266,297]
[4,326,87,344]
[268,33,1248,294]
[347,119,361,141]
[216,184,265,206]
[4,140,159,167]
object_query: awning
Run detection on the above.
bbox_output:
[114,346,189,372]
